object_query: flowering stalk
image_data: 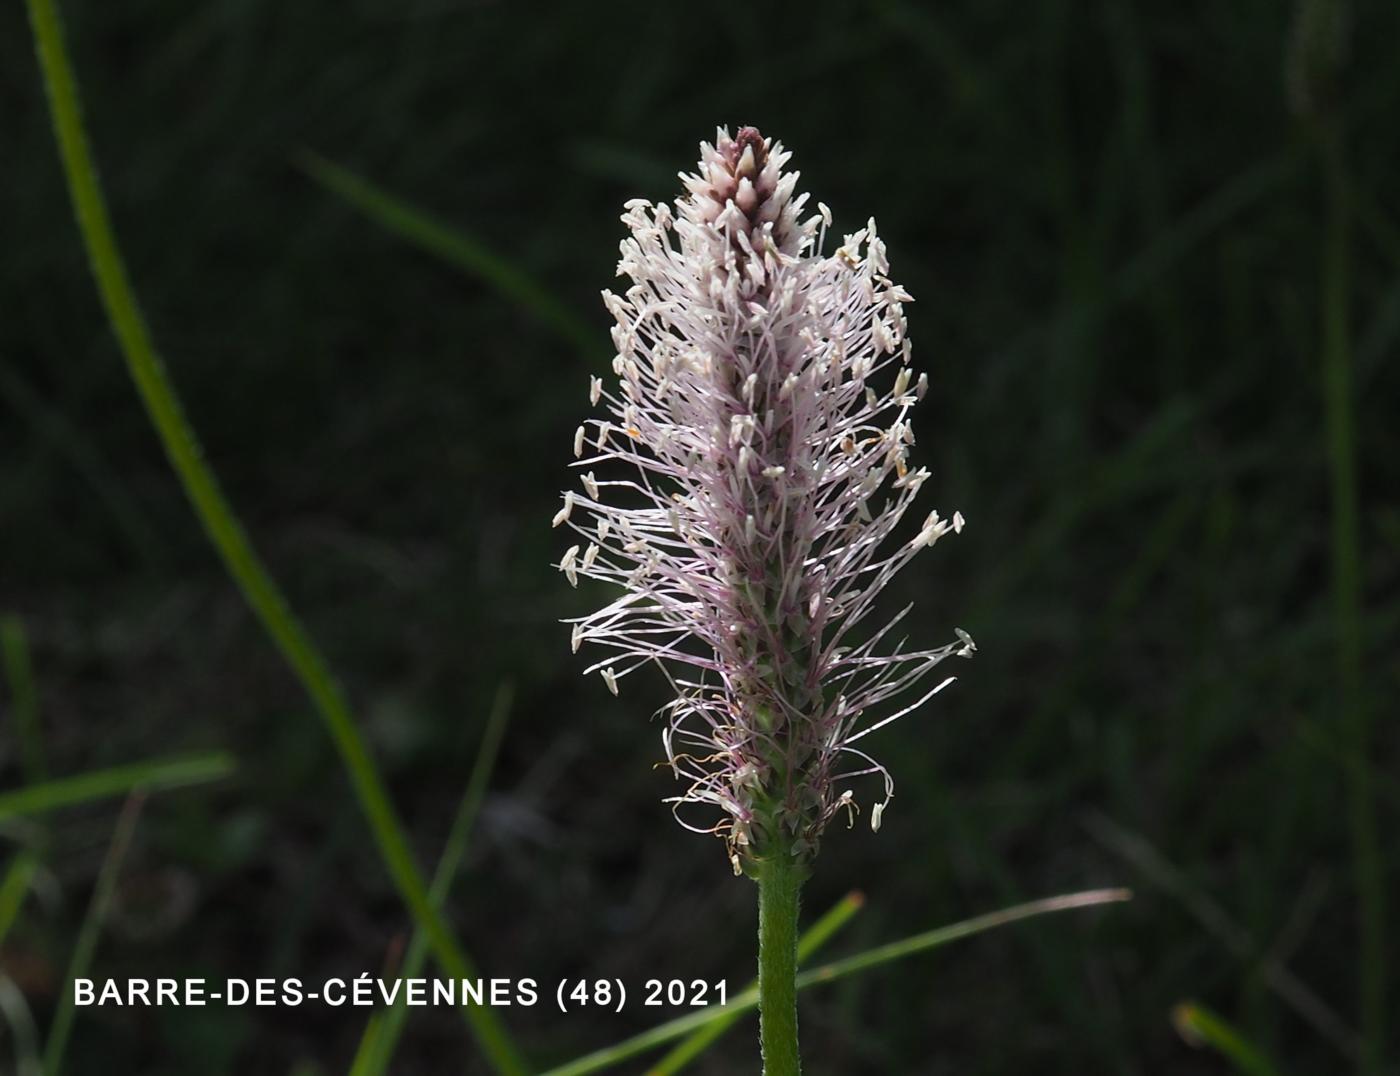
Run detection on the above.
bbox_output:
[557,126,972,1074]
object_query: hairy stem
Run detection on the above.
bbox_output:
[756,852,804,1076]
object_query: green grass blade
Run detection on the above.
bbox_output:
[0,753,235,824]
[0,853,41,946]
[1,615,46,785]
[296,152,602,361]
[1173,1001,1284,1076]
[43,792,144,1075]
[349,684,515,1076]
[646,891,865,1075]
[791,886,1130,987]
[795,891,866,964]
[1317,120,1384,1075]
[22,3,526,1071]
[1084,812,1360,1060]
[541,888,1130,1076]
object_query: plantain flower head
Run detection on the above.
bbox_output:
[556,126,972,873]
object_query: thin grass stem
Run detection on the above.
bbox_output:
[1319,119,1384,1076]
[349,684,515,1076]
[43,792,144,1075]
[1173,1001,1284,1076]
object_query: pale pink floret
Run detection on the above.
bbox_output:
[556,126,972,868]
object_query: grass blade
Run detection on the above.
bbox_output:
[296,152,602,362]
[645,891,865,1075]
[0,753,235,824]
[1084,812,1359,1060]
[22,2,526,1071]
[791,886,1130,986]
[1,615,46,785]
[793,891,866,962]
[1173,1001,1284,1076]
[0,853,41,946]
[541,887,1130,1076]
[43,792,144,1075]
[349,684,515,1076]
[1317,114,1384,1076]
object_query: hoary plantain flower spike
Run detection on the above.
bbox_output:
[556,126,973,874]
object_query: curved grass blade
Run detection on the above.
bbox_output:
[296,152,602,362]
[645,891,865,1075]
[1173,1001,1283,1076]
[349,684,515,1076]
[43,792,144,1075]
[22,2,526,1071]
[0,753,234,824]
[541,887,1130,1076]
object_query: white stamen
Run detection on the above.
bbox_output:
[552,492,574,528]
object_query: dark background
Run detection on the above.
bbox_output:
[2,0,1398,1072]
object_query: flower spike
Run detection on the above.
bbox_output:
[562,126,970,868]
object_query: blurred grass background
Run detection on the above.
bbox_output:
[2,0,1398,1072]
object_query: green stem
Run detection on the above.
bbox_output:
[1173,1001,1283,1076]
[540,888,1129,1076]
[22,2,525,1073]
[648,891,864,1075]
[1319,126,1383,1076]
[756,853,803,1076]
[44,792,144,1075]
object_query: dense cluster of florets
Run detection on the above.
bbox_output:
[556,126,971,872]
